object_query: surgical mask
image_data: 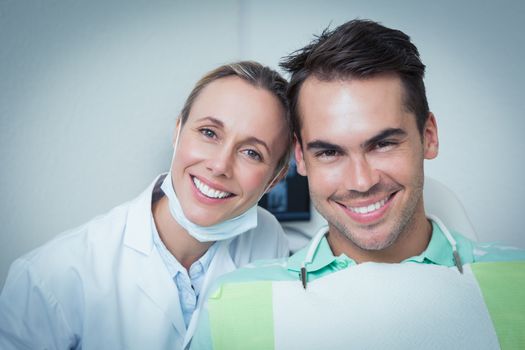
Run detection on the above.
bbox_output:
[161,123,285,242]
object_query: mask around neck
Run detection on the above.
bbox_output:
[160,172,258,242]
[162,122,285,242]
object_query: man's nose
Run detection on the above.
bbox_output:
[344,155,380,193]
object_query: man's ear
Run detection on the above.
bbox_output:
[294,135,307,176]
[423,113,439,160]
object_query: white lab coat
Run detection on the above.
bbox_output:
[0,175,289,349]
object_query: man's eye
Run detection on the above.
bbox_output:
[316,150,338,158]
[374,141,396,150]
[200,128,216,139]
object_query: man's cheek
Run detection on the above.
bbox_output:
[312,171,341,194]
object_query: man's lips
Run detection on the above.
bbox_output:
[192,176,234,199]
[344,193,395,214]
[335,191,399,224]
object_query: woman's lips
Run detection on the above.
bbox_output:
[192,176,232,199]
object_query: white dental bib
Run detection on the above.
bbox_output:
[271,262,499,349]
[206,262,504,349]
[201,218,525,349]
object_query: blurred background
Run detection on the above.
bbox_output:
[1,0,524,286]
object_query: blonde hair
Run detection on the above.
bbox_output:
[179,61,292,173]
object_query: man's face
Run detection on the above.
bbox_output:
[295,75,438,258]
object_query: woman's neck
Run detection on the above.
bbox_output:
[152,196,214,270]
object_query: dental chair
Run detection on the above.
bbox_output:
[423,176,477,241]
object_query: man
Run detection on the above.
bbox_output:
[189,19,525,349]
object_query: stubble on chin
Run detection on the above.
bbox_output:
[318,185,424,253]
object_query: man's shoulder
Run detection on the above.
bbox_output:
[471,240,525,262]
[448,230,525,263]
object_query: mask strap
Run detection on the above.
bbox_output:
[172,122,182,160]
[167,122,183,178]
[260,164,287,199]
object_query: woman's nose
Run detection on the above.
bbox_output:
[206,147,234,178]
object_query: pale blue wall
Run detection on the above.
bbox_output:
[1,0,524,285]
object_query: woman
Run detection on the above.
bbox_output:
[0,62,292,349]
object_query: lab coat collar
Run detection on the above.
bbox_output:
[122,174,238,347]
[123,174,165,254]
[123,174,187,338]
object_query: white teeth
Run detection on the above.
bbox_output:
[193,177,231,199]
[349,197,388,214]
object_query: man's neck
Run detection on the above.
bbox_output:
[327,212,432,264]
[152,196,213,270]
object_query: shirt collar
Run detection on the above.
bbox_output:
[288,233,338,272]
[150,208,218,279]
[287,220,460,272]
[406,220,454,266]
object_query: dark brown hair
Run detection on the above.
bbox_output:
[280,19,429,144]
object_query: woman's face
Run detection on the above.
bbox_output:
[171,76,288,226]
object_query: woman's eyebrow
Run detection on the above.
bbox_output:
[195,116,224,127]
[244,136,270,155]
[196,116,271,155]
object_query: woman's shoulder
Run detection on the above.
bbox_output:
[226,206,289,263]
[255,205,280,224]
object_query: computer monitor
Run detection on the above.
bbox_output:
[258,157,310,221]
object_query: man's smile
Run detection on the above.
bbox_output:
[346,196,389,214]
[335,190,399,224]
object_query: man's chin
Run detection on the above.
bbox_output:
[349,232,398,251]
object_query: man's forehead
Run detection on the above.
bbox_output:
[297,75,412,142]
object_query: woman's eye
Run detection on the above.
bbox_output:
[200,128,216,139]
[243,149,262,161]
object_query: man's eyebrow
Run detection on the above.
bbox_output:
[362,128,407,149]
[306,140,345,153]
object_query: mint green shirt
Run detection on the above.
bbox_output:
[190,223,525,349]
[205,221,524,287]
